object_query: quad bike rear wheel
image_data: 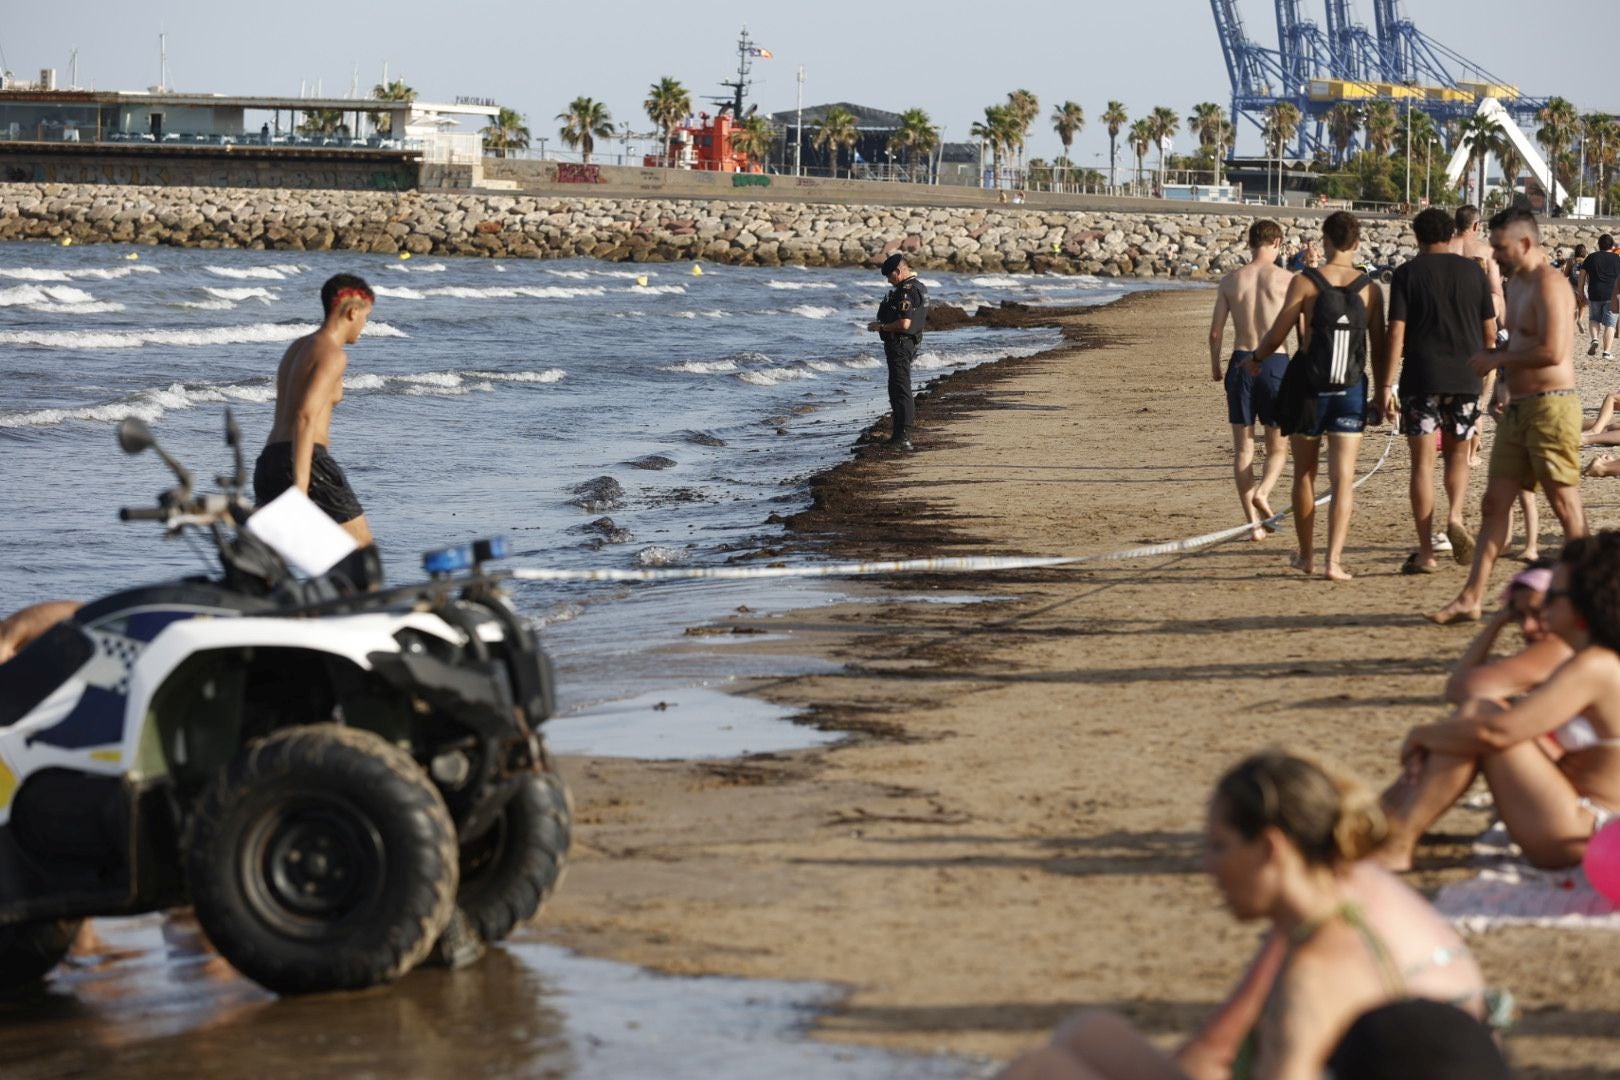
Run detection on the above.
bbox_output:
[0,918,83,989]
[184,724,458,995]
[456,770,572,943]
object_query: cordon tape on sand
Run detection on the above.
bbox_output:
[509,434,1395,584]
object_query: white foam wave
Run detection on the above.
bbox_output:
[372,285,426,300]
[0,284,95,306]
[661,360,738,375]
[467,369,567,383]
[844,357,883,369]
[411,263,447,272]
[0,320,404,349]
[629,284,686,295]
[766,281,837,290]
[0,265,157,282]
[388,285,606,300]
[970,275,1027,287]
[345,373,386,390]
[546,269,592,279]
[202,286,277,303]
[176,299,237,311]
[205,265,297,281]
[805,360,842,372]
[788,305,837,319]
[0,379,276,429]
[737,367,816,385]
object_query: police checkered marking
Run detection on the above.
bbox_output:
[86,629,146,697]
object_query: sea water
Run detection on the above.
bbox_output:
[0,242,1147,727]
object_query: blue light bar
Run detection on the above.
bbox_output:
[423,544,474,575]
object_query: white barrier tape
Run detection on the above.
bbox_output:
[507,432,1396,583]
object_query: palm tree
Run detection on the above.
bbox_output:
[732,115,777,170]
[1261,102,1301,203]
[1149,106,1179,192]
[1585,114,1619,216]
[971,103,1018,188]
[298,108,345,138]
[1536,96,1578,207]
[1051,101,1085,189]
[888,107,939,181]
[1326,102,1362,165]
[1363,101,1398,157]
[368,78,415,137]
[480,106,531,158]
[1187,102,1225,183]
[643,77,692,165]
[1006,89,1039,180]
[1102,101,1128,192]
[1494,134,1522,204]
[1127,117,1154,193]
[557,96,614,164]
[812,106,859,178]
[1457,111,1497,206]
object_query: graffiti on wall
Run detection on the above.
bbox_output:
[556,163,604,184]
[731,174,771,188]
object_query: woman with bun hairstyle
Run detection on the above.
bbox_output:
[1382,530,1620,870]
[999,752,1484,1080]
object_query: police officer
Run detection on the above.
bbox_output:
[867,252,927,450]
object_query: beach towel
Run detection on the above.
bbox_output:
[1432,821,1620,933]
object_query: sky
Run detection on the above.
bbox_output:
[5,0,1613,166]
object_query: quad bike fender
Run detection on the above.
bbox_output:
[119,611,463,779]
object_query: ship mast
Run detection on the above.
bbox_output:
[715,26,754,117]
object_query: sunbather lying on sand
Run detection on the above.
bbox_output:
[997,752,1485,1080]
[1380,531,1620,870]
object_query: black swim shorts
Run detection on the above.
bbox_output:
[253,441,365,524]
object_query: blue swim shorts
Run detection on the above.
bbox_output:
[1590,300,1618,329]
[1225,351,1290,428]
[1298,377,1369,438]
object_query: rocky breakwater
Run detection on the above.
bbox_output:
[0,183,1607,279]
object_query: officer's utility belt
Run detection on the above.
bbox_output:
[881,332,922,344]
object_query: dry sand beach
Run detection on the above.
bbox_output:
[539,288,1620,1077]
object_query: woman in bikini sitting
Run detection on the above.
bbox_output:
[1444,561,1567,707]
[997,752,1485,1080]
[1380,530,1620,870]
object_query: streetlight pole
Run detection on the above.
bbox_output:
[1404,97,1412,208]
[794,65,804,177]
[1425,135,1434,205]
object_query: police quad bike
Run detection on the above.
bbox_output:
[0,411,570,994]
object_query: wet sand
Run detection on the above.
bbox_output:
[542,289,1620,1076]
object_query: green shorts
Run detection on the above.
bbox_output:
[1489,390,1581,490]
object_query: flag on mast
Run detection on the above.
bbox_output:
[749,47,773,58]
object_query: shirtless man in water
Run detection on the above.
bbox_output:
[1431,209,1586,625]
[253,274,376,545]
[1209,220,1294,540]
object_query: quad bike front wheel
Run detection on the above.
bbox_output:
[456,770,572,943]
[184,724,459,995]
[0,918,83,989]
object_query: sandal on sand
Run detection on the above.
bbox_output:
[1401,552,1438,575]
[1444,522,1474,566]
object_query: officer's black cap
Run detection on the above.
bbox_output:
[880,253,907,275]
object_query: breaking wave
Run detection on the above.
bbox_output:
[0,321,406,349]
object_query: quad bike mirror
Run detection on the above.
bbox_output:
[222,408,247,492]
[118,418,155,455]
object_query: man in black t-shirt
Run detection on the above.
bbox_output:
[1376,208,1497,574]
[1578,233,1620,359]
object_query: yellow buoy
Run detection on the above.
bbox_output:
[636,274,649,287]
[399,250,412,260]
[59,236,73,247]
[126,252,140,260]
[690,263,703,277]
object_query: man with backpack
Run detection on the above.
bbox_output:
[1250,211,1387,582]
[1376,208,1497,576]
[1430,208,1587,624]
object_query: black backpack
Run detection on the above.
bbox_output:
[1300,267,1371,392]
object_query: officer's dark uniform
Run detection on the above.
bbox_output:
[876,255,927,445]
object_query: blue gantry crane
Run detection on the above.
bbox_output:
[1210,0,1546,157]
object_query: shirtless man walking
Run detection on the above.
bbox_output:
[1208,220,1294,540]
[253,274,376,546]
[1431,209,1587,624]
